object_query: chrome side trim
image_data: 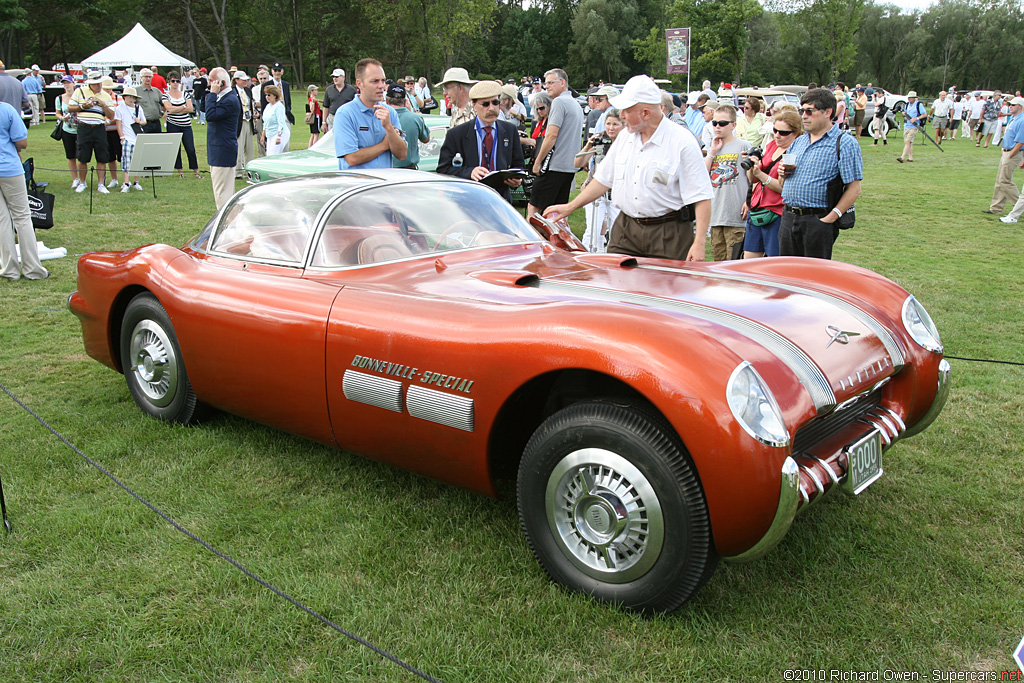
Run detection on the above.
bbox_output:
[637,264,906,370]
[342,370,403,413]
[902,359,951,438]
[407,385,475,432]
[535,280,836,413]
[724,457,801,563]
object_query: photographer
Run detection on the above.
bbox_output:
[574,108,623,252]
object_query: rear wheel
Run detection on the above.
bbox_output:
[517,401,718,614]
[120,293,202,424]
[869,117,889,138]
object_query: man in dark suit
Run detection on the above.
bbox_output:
[437,80,524,203]
[205,67,241,209]
[263,62,294,126]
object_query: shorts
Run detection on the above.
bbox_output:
[853,109,865,127]
[61,130,78,160]
[529,171,575,212]
[980,120,997,135]
[933,116,949,130]
[743,212,782,256]
[76,123,111,165]
[949,119,961,130]
[903,127,919,143]
[106,129,122,162]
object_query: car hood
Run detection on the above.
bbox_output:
[399,248,906,413]
[247,150,334,179]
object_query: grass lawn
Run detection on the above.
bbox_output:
[1,113,1022,682]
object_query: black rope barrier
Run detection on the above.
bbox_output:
[0,381,442,683]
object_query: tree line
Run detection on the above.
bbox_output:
[2,0,1021,96]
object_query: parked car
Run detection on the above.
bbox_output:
[70,171,950,614]
[244,114,450,183]
[862,89,908,137]
[734,88,801,110]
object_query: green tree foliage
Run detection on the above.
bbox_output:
[792,0,866,83]
[567,0,640,84]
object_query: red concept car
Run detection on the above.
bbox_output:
[70,171,950,613]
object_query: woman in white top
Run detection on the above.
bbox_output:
[262,85,291,156]
[573,109,624,253]
[162,71,201,178]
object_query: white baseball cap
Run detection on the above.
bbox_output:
[609,75,663,110]
[331,68,345,78]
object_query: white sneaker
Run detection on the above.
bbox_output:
[97,183,110,194]
[107,178,120,188]
[72,178,81,189]
[999,216,1018,223]
[132,182,144,191]
[75,183,87,193]
[120,183,131,193]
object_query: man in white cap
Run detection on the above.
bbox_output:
[437,67,476,128]
[544,75,712,262]
[233,70,255,177]
[985,96,1024,220]
[333,58,406,170]
[68,71,115,193]
[23,65,46,125]
[591,85,616,133]
[437,80,524,203]
[897,90,926,163]
[322,68,356,133]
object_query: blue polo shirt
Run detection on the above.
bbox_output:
[903,100,926,129]
[1001,112,1024,151]
[781,124,863,209]
[22,74,45,95]
[0,102,28,176]
[334,96,403,170]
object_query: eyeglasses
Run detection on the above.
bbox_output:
[710,120,733,127]
[799,107,819,116]
[536,106,547,111]
[773,128,794,135]
[475,99,501,108]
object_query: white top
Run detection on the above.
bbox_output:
[931,98,953,117]
[970,99,985,118]
[593,116,713,218]
[953,100,965,117]
[113,101,146,145]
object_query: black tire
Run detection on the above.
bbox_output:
[120,293,202,424]
[517,400,718,614]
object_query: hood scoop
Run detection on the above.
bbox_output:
[468,269,540,288]
[573,253,639,269]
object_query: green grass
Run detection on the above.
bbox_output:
[2,118,1022,682]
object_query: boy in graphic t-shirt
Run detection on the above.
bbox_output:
[705,103,752,261]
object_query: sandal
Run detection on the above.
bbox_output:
[194,171,202,179]
[178,171,184,178]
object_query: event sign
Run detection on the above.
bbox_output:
[666,28,690,74]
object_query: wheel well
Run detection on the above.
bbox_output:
[107,285,151,373]
[487,369,663,489]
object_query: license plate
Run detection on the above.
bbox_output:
[843,430,883,495]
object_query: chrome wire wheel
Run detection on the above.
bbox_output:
[128,320,179,407]
[546,448,664,583]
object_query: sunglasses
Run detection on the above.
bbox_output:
[710,120,733,127]
[169,79,180,83]
[799,107,819,116]
[536,105,547,111]
[773,128,794,135]
[475,99,501,107]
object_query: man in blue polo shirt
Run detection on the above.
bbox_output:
[992,97,1024,222]
[334,58,406,170]
[778,87,863,260]
[23,65,46,125]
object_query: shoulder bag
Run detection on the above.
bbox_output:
[826,133,855,229]
[50,120,63,141]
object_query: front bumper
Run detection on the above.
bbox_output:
[724,359,951,563]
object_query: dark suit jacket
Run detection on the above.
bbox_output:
[205,89,241,167]
[261,79,293,124]
[437,118,524,202]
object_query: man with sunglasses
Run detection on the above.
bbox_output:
[544,75,712,262]
[438,81,524,203]
[777,88,863,260]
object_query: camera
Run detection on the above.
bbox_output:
[590,132,612,155]
[740,147,763,170]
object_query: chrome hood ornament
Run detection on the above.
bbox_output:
[826,325,861,348]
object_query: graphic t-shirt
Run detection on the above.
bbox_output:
[709,138,752,228]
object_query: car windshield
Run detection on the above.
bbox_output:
[310,180,541,267]
[209,177,347,263]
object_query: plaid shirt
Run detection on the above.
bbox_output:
[781,124,863,209]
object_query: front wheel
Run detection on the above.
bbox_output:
[869,117,889,139]
[120,293,203,424]
[517,401,718,614]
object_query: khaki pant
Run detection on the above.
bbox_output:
[28,93,44,125]
[608,213,695,261]
[210,166,236,210]
[989,149,1022,212]
[254,116,266,158]
[0,175,49,279]
[711,225,745,261]
[236,121,254,177]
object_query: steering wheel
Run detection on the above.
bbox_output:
[434,220,483,251]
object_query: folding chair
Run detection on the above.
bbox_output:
[24,157,49,193]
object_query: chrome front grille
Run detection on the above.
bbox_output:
[793,390,880,454]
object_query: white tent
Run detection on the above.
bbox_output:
[81,23,195,71]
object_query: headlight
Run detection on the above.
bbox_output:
[727,362,790,447]
[901,295,943,353]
